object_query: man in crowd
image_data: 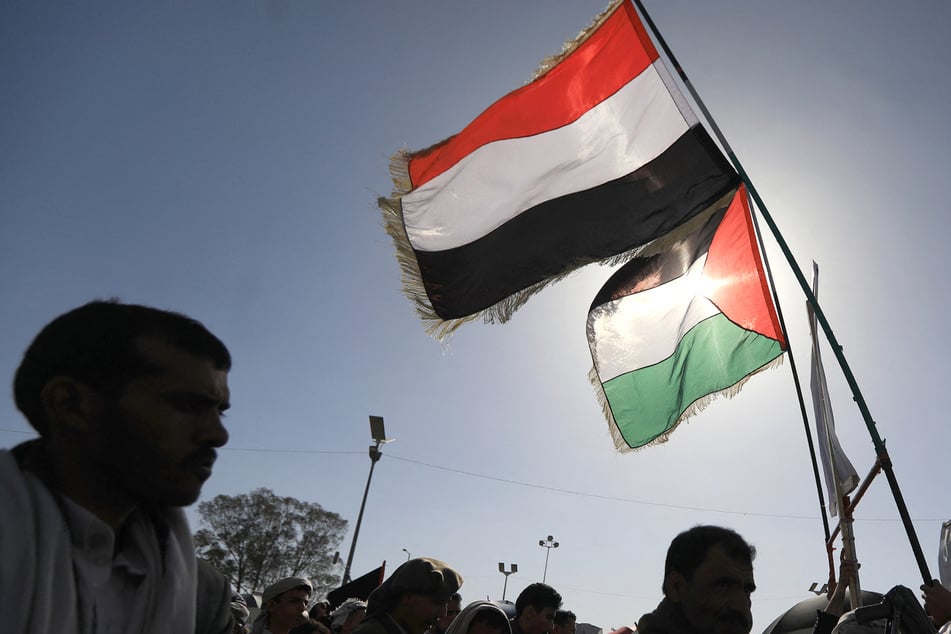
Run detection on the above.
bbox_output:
[636,525,755,634]
[921,519,951,633]
[511,583,563,634]
[355,557,463,634]
[1,300,233,634]
[552,610,576,634]
[311,600,333,628]
[251,577,313,634]
[329,598,368,634]
[429,593,463,634]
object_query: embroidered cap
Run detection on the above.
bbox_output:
[263,576,313,604]
[330,598,367,629]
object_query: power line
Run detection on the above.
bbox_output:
[381,455,945,522]
[225,447,364,456]
[0,429,942,522]
[383,455,819,520]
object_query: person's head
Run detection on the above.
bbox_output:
[263,578,313,634]
[515,584,562,634]
[311,601,330,620]
[13,300,231,513]
[435,593,463,633]
[330,598,367,634]
[662,525,756,634]
[367,557,463,634]
[465,604,512,634]
[552,610,576,634]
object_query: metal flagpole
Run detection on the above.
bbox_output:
[630,0,932,584]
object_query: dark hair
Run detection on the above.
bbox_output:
[14,299,231,434]
[662,525,756,594]
[470,607,510,632]
[449,593,462,603]
[515,583,562,618]
[554,610,575,626]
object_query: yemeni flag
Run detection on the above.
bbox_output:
[379,0,739,337]
[587,186,786,450]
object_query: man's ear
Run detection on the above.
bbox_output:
[40,377,101,433]
[664,571,687,602]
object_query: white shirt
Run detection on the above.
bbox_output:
[61,496,152,634]
[0,448,197,634]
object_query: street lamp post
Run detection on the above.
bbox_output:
[342,415,393,584]
[538,535,559,583]
[498,562,518,601]
[402,548,412,561]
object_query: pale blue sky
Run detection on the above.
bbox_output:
[2,2,950,631]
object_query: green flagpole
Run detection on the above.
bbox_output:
[629,0,932,584]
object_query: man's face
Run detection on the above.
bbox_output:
[520,606,557,634]
[668,545,755,634]
[267,589,311,631]
[397,593,448,634]
[436,598,462,632]
[92,337,230,507]
[552,618,576,634]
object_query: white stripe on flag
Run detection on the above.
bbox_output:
[402,61,691,252]
[588,254,719,381]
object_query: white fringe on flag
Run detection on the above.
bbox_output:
[376,0,626,341]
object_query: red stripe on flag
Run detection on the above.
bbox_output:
[704,185,786,347]
[408,2,659,188]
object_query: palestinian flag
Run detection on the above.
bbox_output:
[379,0,739,337]
[587,185,786,450]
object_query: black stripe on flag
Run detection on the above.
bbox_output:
[414,125,740,320]
[589,198,731,309]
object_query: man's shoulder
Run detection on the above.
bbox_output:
[195,559,234,634]
[634,600,692,634]
[0,446,73,633]
[355,613,404,634]
[0,445,55,523]
[1,445,26,483]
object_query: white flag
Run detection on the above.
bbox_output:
[809,262,859,516]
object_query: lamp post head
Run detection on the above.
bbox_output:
[368,415,394,448]
[369,415,386,442]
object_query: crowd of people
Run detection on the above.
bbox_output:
[1,300,949,634]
